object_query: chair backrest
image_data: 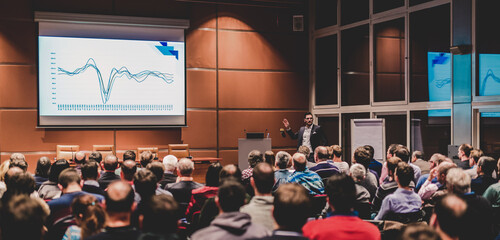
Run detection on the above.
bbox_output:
[92,145,115,158]
[384,210,425,224]
[310,194,327,217]
[137,147,159,160]
[168,144,190,159]
[56,145,80,161]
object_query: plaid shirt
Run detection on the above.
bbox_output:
[286,168,325,195]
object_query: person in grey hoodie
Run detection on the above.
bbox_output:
[191,179,270,240]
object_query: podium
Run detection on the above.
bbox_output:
[238,138,272,170]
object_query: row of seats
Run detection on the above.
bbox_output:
[56,144,190,161]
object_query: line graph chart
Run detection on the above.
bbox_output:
[428,52,451,102]
[479,54,500,96]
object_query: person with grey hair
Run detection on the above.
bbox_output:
[349,164,371,211]
[160,155,178,188]
[286,153,324,195]
[10,152,25,161]
[471,156,497,195]
[418,161,455,202]
[165,158,203,217]
[412,150,430,175]
[242,150,264,183]
[446,167,494,240]
[272,151,292,192]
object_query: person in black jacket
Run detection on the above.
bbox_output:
[283,112,327,162]
[82,161,105,196]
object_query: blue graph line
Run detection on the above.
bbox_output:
[57,58,174,104]
[432,78,451,88]
[480,69,500,96]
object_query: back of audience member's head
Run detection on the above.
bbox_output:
[297,145,311,158]
[140,150,154,168]
[326,174,356,213]
[459,144,473,158]
[1,195,49,240]
[275,151,292,170]
[103,154,118,171]
[4,171,36,200]
[469,149,484,166]
[141,195,178,234]
[9,159,28,172]
[146,162,165,184]
[9,153,25,162]
[264,150,275,166]
[0,160,11,181]
[395,162,414,187]
[58,168,81,189]
[217,179,246,213]
[446,168,471,195]
[436,162,456,183]
[220,164,242,183]
[82,161,100,181]
[88,151,103,164]
[432,194,467,238]
[205,162,222,187]
[364,145,375,160]
[477,156,496,176]
[4,167,23,187]
[105,181,135,213]
[412,151,424,161]
[331,145,342,159]
[292,153,307,171]
[387,144,400,157]
[162,155,178,172]
[248,150,264,168]
[252,163,274,194]
[273,183,311,231]
[71,194,106,239]
[429,153,447,168]
[394,145,411,163]
[353,146,371,168]
[350,163,366,182]
[401,224,440,240]
[123,150,136,161]
[74,151,86,164]
[48,159,70,183]
[315,146,329,162]
[387,157,403,176]
[121,160,137,181]
[177,158,194,177]
[134,169,157,200]
[35,157,51,178]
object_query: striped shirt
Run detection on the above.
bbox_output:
[310,162,340,179]
[287,168,325,195]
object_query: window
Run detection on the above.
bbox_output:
[410,0,434,6]
[315,35,338,105]
[318,116,340,146]
[410,110,451,160]
[376,114,407,152]
[480,112,500,160]
[373,0,404,14]
[315,0,337,29]
[341,0,369,26]
[476,1,500,96]
[341,25,369,106]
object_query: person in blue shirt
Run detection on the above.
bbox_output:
[273,151,292,192]
[287,153,324,195]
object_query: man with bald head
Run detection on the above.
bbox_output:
[286,153,324,195]
[310,146,339,179]
[98,154,120,190]
[87,181,140,240]
[73,151,86,174]
[121,160,137,184]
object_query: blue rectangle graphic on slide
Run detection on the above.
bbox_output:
[479,54,500,96]
[39,36,185,116]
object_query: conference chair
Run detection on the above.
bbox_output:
[92,145,115,158]
[168,144,190,159]
[137,147,159,160]
[56,145,80,161]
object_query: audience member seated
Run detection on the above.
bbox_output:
[379,144,399,185]
[0,160,11,197]
[464,149,483,179]
[298,145,316,169]
[46,169,104,240]
[256,183,310,240]
[349,164,371,219]
[120,159,137,186]
[483,165,500,208]
[395,145,421,184]
[470,156,497,195]
[62,194,106,240]
[401,223,440,240]
[86,181,141,240]
[81,161,106,196]
[457,143,473,170]
[88,151,103,166]
[328,145,349,174]
[430,194,468,240]
[98,155,120,190]
[415,153,448,191]
[0,195,49,240]
[139,150,154,169]
[286,153,324,195]
[375,162,422,221]
[264,150,275,168]
[272,151,292,191]
[166,158,203,216]
[352,146,378,200]
[2,169,37,206]
[366,145,382,178]
[302,174,380,240]
[418,161,455,202]
[373,157,402,209]
[310,146,339,179]
[242,150,264,190]
[34,156,51,190]
[160,155,178,188]
[118,150,137,175]
[446,167,494,240]
[186,162,222,223]
[39,159,70,200]
[138,195,180,240]
[73,151,86,174]
[412,150,430,175]
[132,169,162,228]
[240,162,275,231]
[191,180,270,240]
[10,158,28,172]
[146,161,173,196]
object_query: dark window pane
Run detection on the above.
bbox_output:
[373,0,404,14]
[377,114,407,153]
[410,4,451,102]
[477,1,500,96]
[342,113,370,163]
[341,0,369,25]
[374,18,405,102]
[410,110,451,160]
[318,116,339,146]
[315,35,338,105]
[480,112,500,160]
[341,25,369,106]
[315,0,337,29]
[410,0,433,6]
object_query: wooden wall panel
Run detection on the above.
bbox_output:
[218,110,306,149]
[182,110,217,148]
[187,70,216,108]
[0,65,37,108]
[0,20,36,64]
[115,129,181,150]
[219,150,238,166]
[217,5,298,32]
[218,71,308,109]
[218,31,307,71]
[186,29,216,68]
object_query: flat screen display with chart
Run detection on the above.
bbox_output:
[427,52,451,117]
[38,36,185,127]
[479,54,500,96]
